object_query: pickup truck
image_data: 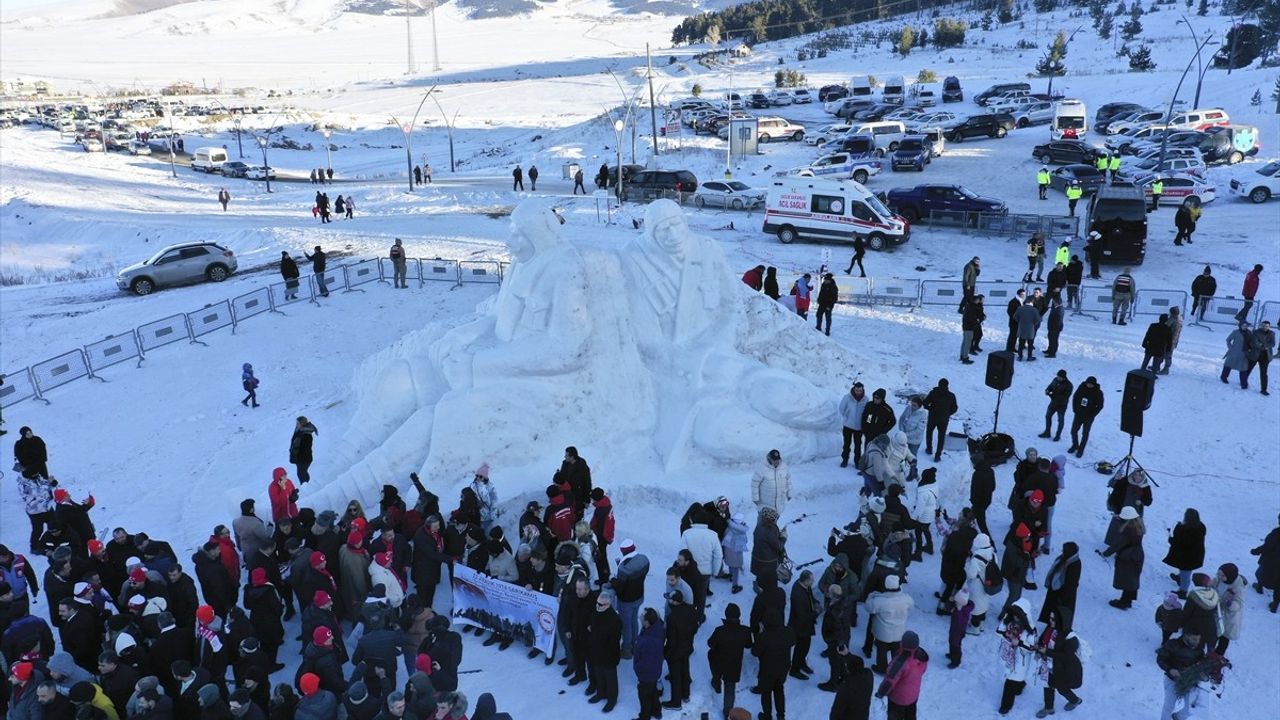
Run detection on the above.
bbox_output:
[880,184,1008,223]
[782,152,882,184]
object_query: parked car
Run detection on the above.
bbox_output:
[818,85,848,103]
[1135,174,1216,206]
[1229,160,1280,203]
[619,169,699,202]
[806,123,852,146]
[1167,107,1229,131]
[846,121,907,152]
[1011,101,1056,128]
[1105,124,1172,153]
[116,242,238,296]
[1095,102,1147,129]
[80,138,104,152]
[787,152,882,184]
[883,107,927,123]
[1118,154,1206,180]
[246,165,276,180]
[882,183,1007,222]
[221,161,252,178]
[890,136,933,171]
[1106,110,1168,136]
[833,134,880,159]
[767,90,795,106]
[694,180,765,209]
[1048,165,1107,194]
[905,111,963,131]
[1094,108,1148,135]
[749,92,771,109]
[755,117,806,142]
[1200,125,1260,164]
[832,99,879,119]
[791,88,814,104]
[986,95,1041,115]
[942,76,963,103]
[606,163,646,187]
[945,113,1013,142]
[127,140,152,156]
[851,103,899,122]
[1032,140,1105,165]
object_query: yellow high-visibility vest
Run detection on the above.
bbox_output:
[1095,156,1108,171]
[1037,170,1051,185]
[1066,185,1083,200]
[1108,155,1121,171]
[1151,180,1164,194]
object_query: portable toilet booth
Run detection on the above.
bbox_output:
[728,117,759,159]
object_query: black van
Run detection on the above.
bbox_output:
[942,76,963,103]
[835,134,879,158]
[1087,186,1148,265]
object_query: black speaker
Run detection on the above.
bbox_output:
[1121,369,1156,436]
[985,351,1015,391]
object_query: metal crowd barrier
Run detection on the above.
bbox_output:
[187,300,234,344]
[84,333,143,376]
[925,210,1078,238]
[1132,289,1187,318]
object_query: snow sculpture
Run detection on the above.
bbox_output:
[312,199,888,510]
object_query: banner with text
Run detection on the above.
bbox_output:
[450,565,559,656]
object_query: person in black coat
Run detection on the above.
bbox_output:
[662,591,696,710]
[788,571,819,679]
[243,570,285,666]
[97,650,139,717]
[753,609,795,720]
[937,509,977,612]
[860,390,897,443]
[1039,543,1082,631]
[969,460,995,538]
[1045,296,1065,358]
[1040,371,1073,441]
[559,447,593,522]
[192,544,236,618]
[922,379,957,461]
[1163,508,1206,595]
[1190,266,1217,321]
[1040,633,1083,714]
[1141,314,1174,372]
[829,653,873,720]
[14,427,49,478]
[815,273,839,336]
[565,577,597,688]
[707,602,752,719]
[151,613,194,698]
[289,418,317,485]
[586,590,623,711]
[1005,290,1026,352]
[163,564,200,629]
[173,663,213,718]
[1068,377,1104,458]
[961,294,986,363]
[56,598,101,670]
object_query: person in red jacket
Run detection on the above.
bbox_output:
[268,467,298,523]
[875,629,928,719]
[544,485,575,542]
[209,526,241,589]
[589,488,615,583]
[1236,264,1263,322]
[742,265,765,292]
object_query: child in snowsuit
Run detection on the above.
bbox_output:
[241,363,260,407]
[947,588,974,668]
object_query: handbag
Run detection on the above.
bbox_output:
[777,557,794,584]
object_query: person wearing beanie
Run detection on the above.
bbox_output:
[861,390,897,445]
[922,378,957,462]
[1155,591,1185,644]
[295,671,338,719]
[1102,504,1147,610]
[268,467,299,523]
[1040,369,1073,442]
[963,533,996,636]
[874,629,927,716]
[299,624,347,696]
[752,449,792,518]
[829,651,873,719]
[997,600,1038,714]
[588,486,615,584]
[707,601,751,718]
[864,573,914,674]
[8,661,44,719]
[338,530,371,619]
[751,506,786,593]
[1214,563,1246,655]
[946,588,975,669]
[340,680,375,720]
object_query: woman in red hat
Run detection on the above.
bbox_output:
[268,468,298,523]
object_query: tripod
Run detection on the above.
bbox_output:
[1112,434,1158,487]
[991,389,1005,434]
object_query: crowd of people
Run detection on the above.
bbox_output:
[4,405,1278,720]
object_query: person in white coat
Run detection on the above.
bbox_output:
[752,449,792,517]
[368,552,405,608]
[838,383,869,467]
[1213,563,1246,655]
[909,468,939,560]
[863,574,915,673]
[997,598,1040,714]
[681,513,723,608]
[899,396,927,459]
[470,463,499,533]
[965,533,996,634]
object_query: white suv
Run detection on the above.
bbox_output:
[1229,160,1280,203]
[754,117,806,143]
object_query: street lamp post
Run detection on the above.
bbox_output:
[1157,34,1218,169]
[321,128,333,173]
[1177,15,1207,108]
[392,85,438,192]
[613,119,625,204]
[233,117,243,159]
[256,136,272,193]
[426,92,457,172]
[167,108,177,178]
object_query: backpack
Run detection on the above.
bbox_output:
[982,555,1005,595]
[596,506,616,545]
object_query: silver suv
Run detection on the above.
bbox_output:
[116,242,238,295]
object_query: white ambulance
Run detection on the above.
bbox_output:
[762,177,909,250]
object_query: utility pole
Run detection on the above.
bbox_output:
[430,0,442,72]
[405,0,415,75]
[647,43,659,157]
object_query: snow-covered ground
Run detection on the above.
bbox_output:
[2,1,1279,719]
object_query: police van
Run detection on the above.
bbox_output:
[763,177,909,250]
[779,152,882,184]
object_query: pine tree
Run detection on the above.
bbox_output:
[1116,1,1128,15]
[1271,76,1280,102]
[999,0,1017,23]
[1121,10,1143,40]
[981,11,994,30]
[705,22,722,46]
[897,26,915,56]
[1099,13,1113,39]
[1037,31,1069,75]
[1197,0,1208,15]
[1128,44,1156,70]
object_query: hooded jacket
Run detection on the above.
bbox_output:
[1216,574,1246,640]
[294,689,339,720]
[680,523,723,577]
[632,618,666,683]
[751,458,792,516]
[964,539,996,616]
[897,404,925,447]
[864,587,913,643]
[1179,586,1220,645]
